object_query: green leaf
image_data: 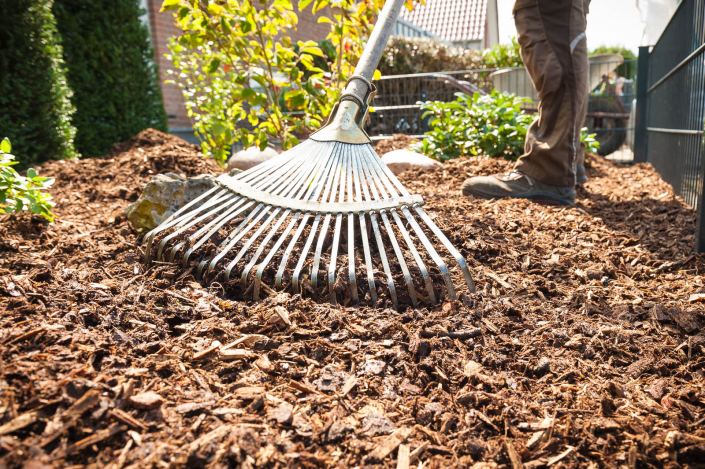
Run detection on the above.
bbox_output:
[208,59,221,73]
[211,122,227,135]
[161,0,182,11]
[298,0,314,10]
[26,168,37,178]
[0,138,10,153]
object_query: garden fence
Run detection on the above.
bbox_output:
[633,0,705,251]
[368,58,636,163]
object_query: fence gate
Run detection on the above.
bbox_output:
[635,0,705,251]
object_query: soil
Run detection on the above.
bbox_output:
[1,130,704,468]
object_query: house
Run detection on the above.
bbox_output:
[398,0,499,49]
[140,0,498,136]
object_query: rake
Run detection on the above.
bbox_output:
[142,0,475,309]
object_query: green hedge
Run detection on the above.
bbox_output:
[53,0,168,159]
[0,0,78,168]
[380,37,485,76]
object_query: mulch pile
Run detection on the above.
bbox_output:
[1,130,704,468]
[374,134,420,156]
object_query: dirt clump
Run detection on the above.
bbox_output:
[1,132,704,468]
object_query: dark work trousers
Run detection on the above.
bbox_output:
[512,0,590,187]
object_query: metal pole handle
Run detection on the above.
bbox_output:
[344,0,406,101]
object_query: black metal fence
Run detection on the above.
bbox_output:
[368,58,637,162]
[634,0,705,251]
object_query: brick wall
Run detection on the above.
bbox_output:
[145,0,332,132]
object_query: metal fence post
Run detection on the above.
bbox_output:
[695,120,705,253]
[633,46,650,163]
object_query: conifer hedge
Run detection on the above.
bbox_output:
[0,0,78,168]
[53,0,168,159]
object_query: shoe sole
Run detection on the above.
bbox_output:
[465,190,575,206]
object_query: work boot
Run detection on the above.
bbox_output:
[461,170,575,206]
[576,164,587,184]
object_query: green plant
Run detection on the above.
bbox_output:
[163,0,334,163]
[413,90,533,161]
[53,0,168,159]
[415,90,600,161]
[0,138,55,222]
[0,0,78,169]
[380,36,485,76]
[581,127,600,154]
[481,37,523,69]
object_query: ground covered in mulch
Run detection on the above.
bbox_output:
[1,130,704,469]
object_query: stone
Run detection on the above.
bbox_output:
[124,173,217,230]
[380,149,442,175]
[269,402,293,425]
[227,146,279,172]
[361,359,386,376]
[129,391,164,410]
[362,412,394,436]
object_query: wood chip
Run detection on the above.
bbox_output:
[109,408,149,432]
[341,376,358,396]
[505,438,524,469]
[547,446,574,466]
[397,443,410,469]
[0,411,40,436]
[53,424,127,460]
[365,428,411,463]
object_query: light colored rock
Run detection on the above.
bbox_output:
[124,173,217,230]
[227,146,279,172]
[381,149,442,175]
[129,391,164,410]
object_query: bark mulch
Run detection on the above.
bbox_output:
[1,130,704,468]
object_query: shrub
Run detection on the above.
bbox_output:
[413,90,533,161]
[414,90,599,161]
[0,0,78,169]
[0,138,55,222]
[53,0,168,159]
[481,37,523,69]
[164,0,334,163]
[380,36,485,76]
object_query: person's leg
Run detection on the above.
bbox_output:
[462,0,589,204]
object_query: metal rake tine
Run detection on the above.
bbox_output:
[254,212,300,298]
[327,145,350,305]
[353,149,398,309]
[412,206,476,293]
[224,207,283,283]
[180,197,254,267]
[174,150,310,265]
[255,142,338,295]
[155,193,241,261]
[232,143,331,288]
[310,146,344,290]
[350,144,377,303]
[274,142,339,289]
[206,202,269,277]
[360,152,418,307]
[244,143,335,297]
[143,187,230,261]
[400,206,456,300]
[205,144,326,279]
[291,144,344,293]
[365,146,475,295]
[345,146,358,304]
[363,147,435,304]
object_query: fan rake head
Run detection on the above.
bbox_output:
[142,133,475,310]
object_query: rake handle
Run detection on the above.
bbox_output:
[345,0,407,100]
